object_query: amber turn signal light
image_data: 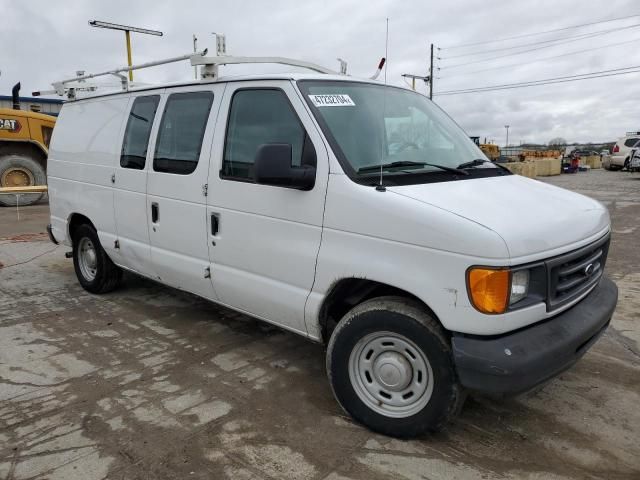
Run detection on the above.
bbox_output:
[467,268,510,314]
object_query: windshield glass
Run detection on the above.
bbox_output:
[298,80,498,182]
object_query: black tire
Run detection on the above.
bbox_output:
[72,224,122,294]
[0,153,46,207]
[326,296,463,438]
[623,158,630,171]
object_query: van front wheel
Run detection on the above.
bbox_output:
[326,296,463,437]
[72,224,122,293]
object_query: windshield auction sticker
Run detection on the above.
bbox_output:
[308,94,355,107]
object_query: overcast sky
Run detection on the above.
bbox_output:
[3,0,639,144]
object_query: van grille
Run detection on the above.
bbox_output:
[546,235,610,312]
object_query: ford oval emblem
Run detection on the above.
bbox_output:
[584,263,594,276]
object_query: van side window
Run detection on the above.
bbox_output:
[120,95,160,169]
[222,89,314,181]
[153,91,213,175]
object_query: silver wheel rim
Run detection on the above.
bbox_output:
[348,331,434,418]
[78,237,98,281]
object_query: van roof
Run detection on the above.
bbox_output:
[65,73,385,102]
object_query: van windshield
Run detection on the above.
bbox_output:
[298,80,504,185]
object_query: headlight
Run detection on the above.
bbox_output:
[509,269,530,305]
[467,267,530,314]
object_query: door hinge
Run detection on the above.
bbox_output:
[204,266,211,279]
[202,184,208,197]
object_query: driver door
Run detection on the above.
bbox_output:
[206,81,329,335]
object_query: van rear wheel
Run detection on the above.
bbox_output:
[326,296,463,438]
[72,224,122,294]
[0,154,46,207]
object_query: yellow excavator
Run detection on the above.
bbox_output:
[0,83,56,206]
[470,136,500,161]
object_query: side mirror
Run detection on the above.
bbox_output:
[253,143,316,190]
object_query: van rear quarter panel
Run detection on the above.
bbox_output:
[48,97,130,246]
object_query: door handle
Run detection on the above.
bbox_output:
[211,213,219,236]
[151,202,159,223]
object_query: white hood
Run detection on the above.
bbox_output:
[388,175,610,260]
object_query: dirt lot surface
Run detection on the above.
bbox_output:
[0,170,638,479]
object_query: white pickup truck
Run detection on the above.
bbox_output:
[45,53,618,437]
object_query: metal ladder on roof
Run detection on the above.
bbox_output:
[34,33,386,100]
[33,33,351,100]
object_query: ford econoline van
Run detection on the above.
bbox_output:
[45,53,618,437]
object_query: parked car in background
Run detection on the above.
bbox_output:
[571,149,597,158]
[603,133,640,170]
[628,139,640,172]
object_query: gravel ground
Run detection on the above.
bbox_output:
[0,169,638,480]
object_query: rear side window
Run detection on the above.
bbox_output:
[121,95,160,169]
[153,91,213,175]
[624,138,640,147]
[222,89,312,181]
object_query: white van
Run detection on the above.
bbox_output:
[45,52,618,437]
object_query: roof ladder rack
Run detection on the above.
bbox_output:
[191,54,337,81]
[34,33,345,100]
[192,32,337,80]
[34,50,209,99]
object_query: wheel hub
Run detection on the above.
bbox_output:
[78,237,98,281]
[348,331,435,418]
[85,248,97,269]
[373,351,413,391]
[1,167,34,187]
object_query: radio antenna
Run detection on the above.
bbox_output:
[376,18,389,192]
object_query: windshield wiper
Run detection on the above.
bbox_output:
[457,158,511,174]
[358,161,468,175]
[456,158,492,169]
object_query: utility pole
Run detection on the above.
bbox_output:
[89,20,163,82]
[429,43,434,99]
[505,125,510,147]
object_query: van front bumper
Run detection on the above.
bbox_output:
[451,276,618,395]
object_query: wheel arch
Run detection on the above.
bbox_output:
[67,212,96,243]
[318,277,443,345]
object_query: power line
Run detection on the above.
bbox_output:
[437,66,640,94]
[440,22,640,69]
[434,65,640,96]
[439,36,640,79]
[440,13,640,50]
[439,23,639,60]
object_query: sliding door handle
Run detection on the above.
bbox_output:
[211,213,219,236]
[151,202,159,223]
